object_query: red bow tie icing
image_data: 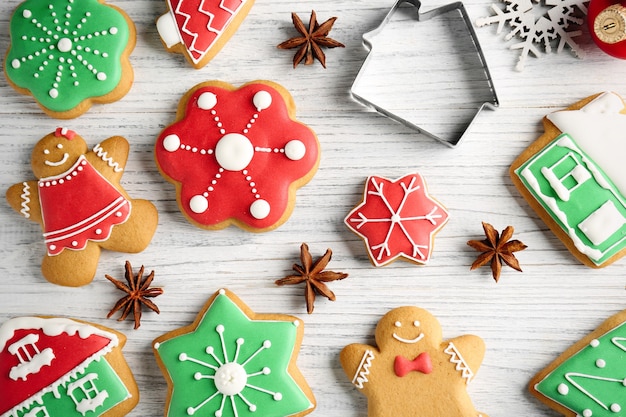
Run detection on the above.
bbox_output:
[394,352,433,377]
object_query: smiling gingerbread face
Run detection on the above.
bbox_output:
[375,306,443,353]
[30,129,87,178]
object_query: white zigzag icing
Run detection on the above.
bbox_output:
[173,1,202,57]
[444,342,474,384]
[20,182,31,218]
[93,143,123,173]
[352,349,375,389]
[199,0,221,35]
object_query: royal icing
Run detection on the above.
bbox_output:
[156,0,254,68]
[444,342,474,384]
[340,306,487,416]
[344,173,450,266]
[5,0,132,113]
[153,289,314,417]
[38,155,131,255]
[515,92,626,266]
[533,318,626,416]
[155,82,320,231]
[0,317,133,417]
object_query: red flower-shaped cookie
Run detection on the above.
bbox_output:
[155,81,320,231]
[345,173,449,266]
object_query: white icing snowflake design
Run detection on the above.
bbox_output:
[6,0,129,110]
[178,324,282,416]
[476,0,589,70]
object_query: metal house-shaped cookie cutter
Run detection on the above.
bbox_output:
[351,0,499,147]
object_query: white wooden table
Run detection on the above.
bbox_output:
[1,0,625,416]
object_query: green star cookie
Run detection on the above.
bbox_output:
[153,288,316,417]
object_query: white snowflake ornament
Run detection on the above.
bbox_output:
[476,0,589,70]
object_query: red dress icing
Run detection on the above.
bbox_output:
[155,82,319,230]
[38,156,130,255]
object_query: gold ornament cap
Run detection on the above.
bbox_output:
[594,4,626,44]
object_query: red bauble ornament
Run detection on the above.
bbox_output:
[589,0,626,58]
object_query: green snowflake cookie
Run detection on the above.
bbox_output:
[5,0,134,117]
[153,289,316,417]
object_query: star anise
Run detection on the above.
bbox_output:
[276,243,349,313]
[277,10,345,68]
[467,222,528,282]
[106,261,163,329]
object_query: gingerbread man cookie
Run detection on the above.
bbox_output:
[5,128,158,287]
[340,306,488,417]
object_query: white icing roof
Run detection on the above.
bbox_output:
[0,316,118,352]
[547,92,626,197]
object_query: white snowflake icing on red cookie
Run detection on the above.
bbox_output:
[155,81,320,231]
[345,173,449,266]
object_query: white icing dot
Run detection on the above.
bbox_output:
[49,88,59,98]
[253,90,272,111]
[215,133,254,171]
[96,72,106,81]
[163,134,181,152]
[285,140,306,161]
[590,339,600,347]
[110,26,118,34]
[249,405,257,412]
[179,353,188,361]
[11,59,20,69]
[95,229,102,235]
[293,320,300,327]
[189,195,209,214]
[187,406,195,415]
[263,340,271,348]
[219,289,226,294]
[273,393,283,401]
[197,92,217,110]
[611,404,621,412]
[71,241,78,247]
[394,321,402,327]
[57,37,72,53]
[583,409,592,417]
[557,383,569,395]
[154,342,160,349]
[49,245,56,251]
[250,199,270,220]
[596,359,606,368]
[23,9,32,18]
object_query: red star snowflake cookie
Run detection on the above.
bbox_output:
[155,81,320,231]
[345,173,450,266]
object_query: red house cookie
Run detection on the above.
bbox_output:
[155,80,320,232]
[0,316,138,417]
[345,173,449,266]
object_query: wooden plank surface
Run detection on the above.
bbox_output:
[1,0,625,415]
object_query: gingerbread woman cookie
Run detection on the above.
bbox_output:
[340,306,488,417]
[5,128,158,287]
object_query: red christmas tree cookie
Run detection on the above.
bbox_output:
[155,80,320,232]
[156,0,255,69]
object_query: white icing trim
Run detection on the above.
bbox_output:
[444,342,474,384]
[351,350,375,389]
[93,143,123,173]
[20,182,31,218]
